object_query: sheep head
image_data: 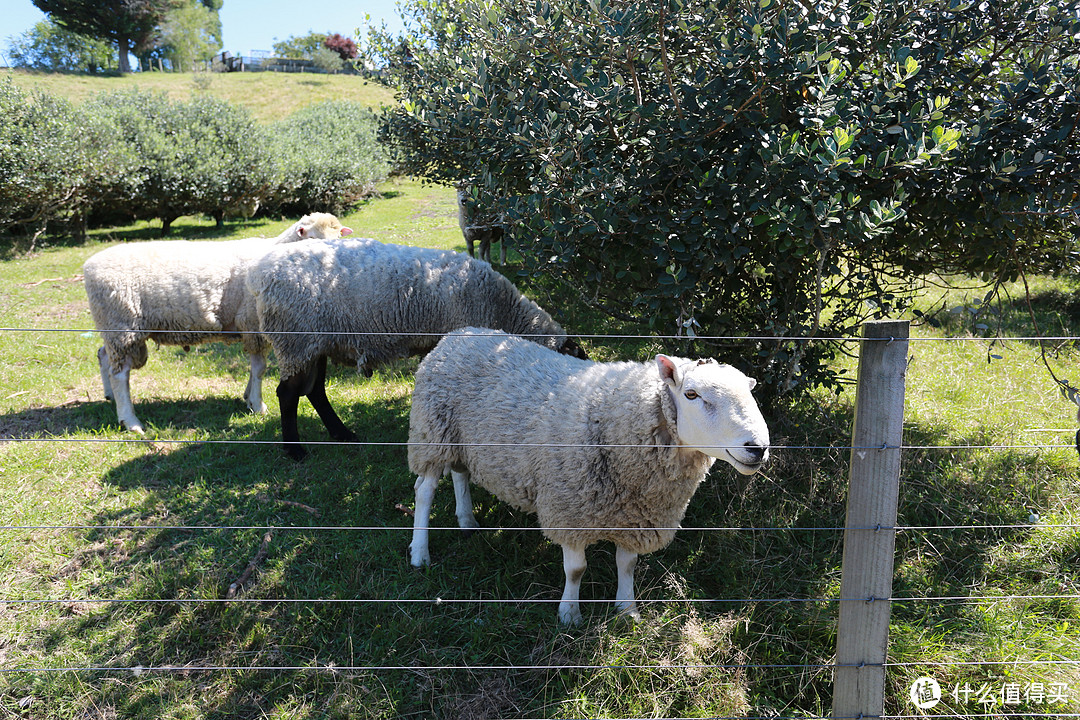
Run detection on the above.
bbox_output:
[657,355,770,475]
[295,213,354,240]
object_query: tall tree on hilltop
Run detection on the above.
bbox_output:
[32,0,180,73]
[154,0,222,70]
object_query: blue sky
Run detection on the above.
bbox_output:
[1,1,407,60]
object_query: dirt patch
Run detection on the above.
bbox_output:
[37,299,91,323]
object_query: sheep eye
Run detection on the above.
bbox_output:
[684,390,699,400]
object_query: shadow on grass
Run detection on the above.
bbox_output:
[0,396,260,439]
[1,217,275,261]
[88,218,267,244]
[5,390,1080,718]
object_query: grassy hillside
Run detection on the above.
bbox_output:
[2,68,395,122]
[1,177,1080,718]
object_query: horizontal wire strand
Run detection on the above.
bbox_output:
[2,325,1078,343]
[7,659,1080,672]
[1,594,1077,606]
[0,661,855,673]
[2,436,1075,451]
[0,523,1073,532]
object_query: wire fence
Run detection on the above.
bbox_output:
[2,325,1079,718]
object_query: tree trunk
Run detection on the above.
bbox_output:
[117,34,131,74]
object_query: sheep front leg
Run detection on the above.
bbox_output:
[410,473,441,567]
[558,544,587,626]
[450,468,479,536]
[614,546,641,620]
[109,357,144,434]
[97,346,113,401]
[275,374,306,461]
[305,356,360,444]
[243,353,268,414]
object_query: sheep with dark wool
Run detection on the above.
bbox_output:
[246,239,586,460]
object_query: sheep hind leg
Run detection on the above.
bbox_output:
[243,353,268,414]
[275,371,307,462]
[450,466,479,536]
[410,473,441,567]
[614,546,641,620]
[306,356,359,444]
[277,357,356,461]
[558,544,587,626]
[109,357,144,434]
[97,346,113,401]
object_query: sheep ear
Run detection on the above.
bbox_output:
[340,226,353,236]
[297,225,309,238]
[747,376,758,390]
[656,355,679,387]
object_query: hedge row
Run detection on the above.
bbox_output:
[0,79,389,246]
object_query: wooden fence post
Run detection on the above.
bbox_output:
[833,319,909,720]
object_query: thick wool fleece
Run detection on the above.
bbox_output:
[84,213,348,372]
[408,328,715,555]
[247,239,568,380]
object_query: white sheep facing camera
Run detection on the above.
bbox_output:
[407,327,770,625]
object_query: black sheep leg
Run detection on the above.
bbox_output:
[276,366,311,462]
[277,356,359,461]
[306,356,360,444]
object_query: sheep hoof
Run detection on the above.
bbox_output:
[459,516,480,538]
[283,443,308,462]
[245,399,268,414]
[409,547,430,568]
[333,429,360,443]
[558,606,583,627]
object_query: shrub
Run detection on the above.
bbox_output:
[371,0,1080,399]
[83,90,274,234]
[0,79,80,244]
[0,78,135,249]
[309,46,345,74]
[265,100,389,216]
[0,82,389,245]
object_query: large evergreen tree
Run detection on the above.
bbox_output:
[6,18,117,72]
[32,0,179,73]
[156,0,221,70]
[370,0,1080,398]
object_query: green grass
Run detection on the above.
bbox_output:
[2,178,1080,718]
[1,68,395,122]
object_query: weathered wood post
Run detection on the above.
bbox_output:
[833,319,909,719]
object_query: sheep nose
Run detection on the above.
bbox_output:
[743,442,768,464]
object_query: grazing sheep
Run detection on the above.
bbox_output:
[84,213,352,433]
[457,186,506,265]
[246,238,586,460]
[408,328,770,625]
